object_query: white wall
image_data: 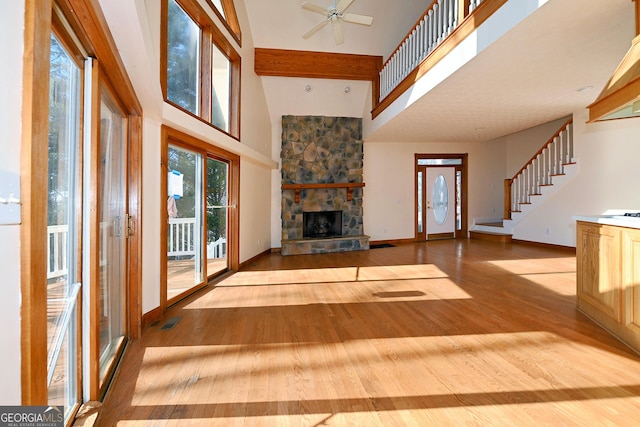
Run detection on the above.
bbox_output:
[505,116,570,177]
[363,139,506,241]
[511,109,640,247]
[0,0,25,404]
[141,118,162,313]
[99,0,276,317]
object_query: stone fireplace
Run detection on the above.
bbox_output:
[280,115,369,255]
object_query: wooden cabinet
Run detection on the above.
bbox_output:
[576,221,640,353]
[576,222,622,321]
[623,228,640,338]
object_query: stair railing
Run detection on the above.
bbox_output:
[503,118,574,219]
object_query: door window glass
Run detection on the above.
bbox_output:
[47,32,81,422]
[207,157,228,277]
[167,145,204,300]
[432,174,449,224]
[98,87,127,386]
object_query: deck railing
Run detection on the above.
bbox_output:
[47,219,227,279]
[47,225,69,280]
[503,118,574,219]
[167,217,226,259]
[379,0,485,101]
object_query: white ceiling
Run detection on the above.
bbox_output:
[243,0,635,143]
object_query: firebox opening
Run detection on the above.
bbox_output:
[303,211,343,239]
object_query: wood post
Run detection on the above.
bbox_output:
[504,179,512,219]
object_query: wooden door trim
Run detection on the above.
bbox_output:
[20,0,53,405]
[414,153,468,240]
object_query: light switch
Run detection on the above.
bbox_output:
[0,170,20,225]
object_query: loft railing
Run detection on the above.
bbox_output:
[503,118,574,219]
[379,0,484,101]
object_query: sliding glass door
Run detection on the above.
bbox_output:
[97,85,128,389]
[162,127,238,309]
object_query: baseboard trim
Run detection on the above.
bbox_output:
[141,306,162,329]
[370,238,415,246]
[239,248,273,270]
[512,239,576,253]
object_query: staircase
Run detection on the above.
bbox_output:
[471,117,576,241]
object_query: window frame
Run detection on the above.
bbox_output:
[161,0,241,139]
[205,0,242,46]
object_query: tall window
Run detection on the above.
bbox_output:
[211,44,230,131]
[167,0,201,115]
[163,0,240,138]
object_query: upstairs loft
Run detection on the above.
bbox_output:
[255,0,636,144]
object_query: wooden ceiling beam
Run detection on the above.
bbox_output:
[254,48,382,106]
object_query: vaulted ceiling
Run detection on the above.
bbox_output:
[244,0,635,143]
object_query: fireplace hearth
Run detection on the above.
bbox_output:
[304,211,342,238]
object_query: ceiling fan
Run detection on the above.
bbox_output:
[302,0,373,45]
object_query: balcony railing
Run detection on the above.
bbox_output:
[375,0,501,116]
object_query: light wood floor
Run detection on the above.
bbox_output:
[97,240,640,426]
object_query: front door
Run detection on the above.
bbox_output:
[426,167,456,239]
[415,155,467,241]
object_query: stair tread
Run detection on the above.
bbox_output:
[471,229,512,236]
[476,222,504,227]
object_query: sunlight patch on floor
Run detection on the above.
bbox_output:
[222,267,360,286]
[184,276,472,309]
[356,264,449,281]
[131,330,638,407]
[485,257,575,275]
[520,272,576,295]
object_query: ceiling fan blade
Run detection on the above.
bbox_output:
[302,2,328,15]
[336,0,354,12]
[342,13,373,26]
[303,19,330,39]
[331,20,344,45]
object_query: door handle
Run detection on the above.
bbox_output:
[113,216,122,237]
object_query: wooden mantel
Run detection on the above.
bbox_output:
[282,183,365,203]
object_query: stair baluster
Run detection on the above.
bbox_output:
[503,118,574,219]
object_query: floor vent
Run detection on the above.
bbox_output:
[160,317,181,330]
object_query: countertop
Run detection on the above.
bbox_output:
[573,214,640,230]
